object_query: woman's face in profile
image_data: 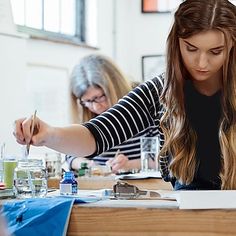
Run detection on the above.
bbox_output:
[79,86,110,115]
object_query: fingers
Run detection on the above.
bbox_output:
[109,154,128,172]
[106,159,112,166]
[29,118,45,146]
[13,116,41,145]
[13,117,27,144]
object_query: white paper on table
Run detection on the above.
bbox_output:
[176,190,236,209]
[116,171,162,180]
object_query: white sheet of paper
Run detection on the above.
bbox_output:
[116,171,162,180]
[176,190,236,209]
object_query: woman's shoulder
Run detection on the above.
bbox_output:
[138,73,164,97]
[147,73,164,88]
[141,73,164,89]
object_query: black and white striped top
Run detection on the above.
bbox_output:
[83,75,170,180]
[66,121,159,168]
[91,126,159,165]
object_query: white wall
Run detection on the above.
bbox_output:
[0,0,174,157]
[115,0,173,81]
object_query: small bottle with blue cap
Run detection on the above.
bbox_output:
[60,171,78,195]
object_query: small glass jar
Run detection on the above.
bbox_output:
[60,171,78,195]
[13,159,48,198]
[44,152,62,178]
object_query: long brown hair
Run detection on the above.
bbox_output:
[160,0,236,189]
[70,54,132,123]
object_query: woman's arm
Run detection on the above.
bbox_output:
[14,77,163,159]
[83,78,163,156]
[14,117,96,157]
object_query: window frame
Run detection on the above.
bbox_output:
[13,0,87,46]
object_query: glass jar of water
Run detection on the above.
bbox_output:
[13,159,48,198]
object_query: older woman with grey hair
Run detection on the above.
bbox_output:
[67,54,157,173]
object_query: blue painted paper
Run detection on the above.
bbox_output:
[2,197,75,236]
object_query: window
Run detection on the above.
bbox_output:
[10,0,85,44]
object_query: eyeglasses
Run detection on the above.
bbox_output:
[80,94,107,107]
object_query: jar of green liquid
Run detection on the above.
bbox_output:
[3,157,17,189]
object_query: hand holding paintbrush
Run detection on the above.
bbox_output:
[106,149,129,173]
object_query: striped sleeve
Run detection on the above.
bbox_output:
[83,77,162,151]
[83,75,171,181]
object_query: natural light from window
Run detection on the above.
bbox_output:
[61,0,75,35]
[85,0,97,47]
[44,0,60,32]
[25,0,42,29]
[10,0,76,36]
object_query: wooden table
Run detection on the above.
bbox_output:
[2,179,236,236]
[48,175,173,190]
[68,198,236,236]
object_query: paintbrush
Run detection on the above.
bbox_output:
[25,110,37,157]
